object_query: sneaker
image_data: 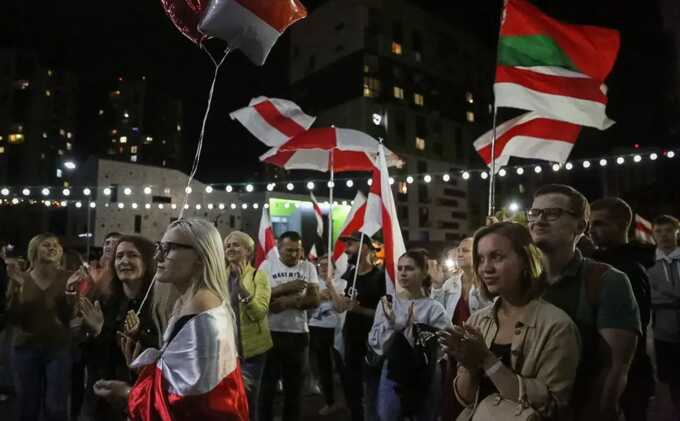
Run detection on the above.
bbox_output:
[318,404,340,416]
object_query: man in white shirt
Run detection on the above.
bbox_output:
[259,231,320,421]
[648,214,680,418]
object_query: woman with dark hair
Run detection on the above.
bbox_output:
[440,222,581,420]
[79,234,162,420]
[94,218,248,420]
[368,249,451,421]
[5,233,78,421]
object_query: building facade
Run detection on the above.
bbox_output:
[288,0,495,245]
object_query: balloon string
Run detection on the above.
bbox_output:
[178,46,232,219]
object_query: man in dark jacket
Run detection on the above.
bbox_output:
[590,197,655,421]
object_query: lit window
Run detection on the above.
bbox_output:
[415,137,426,150]
[414,51,422,62]
[112,90,120,96]
[130,155,138,162]
[120,136,128,144]
[111,129,117,135]
[66,132,72,139]
[41,153,46,159]
[398,182,408,194]
[466,92,474,103]
[8,134,24,144]
[45,90,51,97]
[466,111,475,123]
[145,136,153,142]
[48,70,53,77]
[56,169,62,178]
[414,93,424,106]
[177,124,182,132]
[131,146,138,153]
[0,146,5,154]
[66,142,72,151]
[42,132,48,139]
[112,138,117,143]
[59,129,65,136]
[391,41,403,55]
[393,86,404,99]
[363,64,370,73]
[57,149,64,156]
[15,80,29,90]
[363,77,381,98]
[98,109,104,116]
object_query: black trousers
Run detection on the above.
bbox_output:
[309,326,343,406]
[260,331,309,421]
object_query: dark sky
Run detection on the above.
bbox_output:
[1,0,677,182]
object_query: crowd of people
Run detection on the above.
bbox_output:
[0,182,678,421]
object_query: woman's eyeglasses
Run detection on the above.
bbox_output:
[153,241,194,259]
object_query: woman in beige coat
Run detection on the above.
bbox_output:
[440,222,581,420]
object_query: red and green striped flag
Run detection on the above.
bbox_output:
[494,0,620,130]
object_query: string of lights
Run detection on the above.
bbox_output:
[0,148,676,204]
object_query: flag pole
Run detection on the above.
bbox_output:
[349,233,365,299]
[488,0,509,218]
[327,150,334,281]
[488,105,498,217]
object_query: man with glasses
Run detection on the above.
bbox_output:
[528,184,641,421]
[259,231,320,421]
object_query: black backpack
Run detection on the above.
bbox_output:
[385,323,440,416]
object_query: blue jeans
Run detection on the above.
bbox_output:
[242,353,267,421]
[12,345,72,421]
[376,361,440,421]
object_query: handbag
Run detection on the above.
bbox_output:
[456,375,542,421]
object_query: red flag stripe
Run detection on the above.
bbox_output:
[276,128,338,150]
[496,66,608,103]
[234,0,307,33]
[476,117,581,163]
[253,100,309,139]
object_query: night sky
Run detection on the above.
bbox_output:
[1,0,677,183]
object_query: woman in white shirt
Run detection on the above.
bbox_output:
[308,255,347,415]
[368,249,451,421]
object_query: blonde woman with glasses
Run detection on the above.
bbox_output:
[94,218,249,420]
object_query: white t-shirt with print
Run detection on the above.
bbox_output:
[261,258,320,333]
[309,277,347,329]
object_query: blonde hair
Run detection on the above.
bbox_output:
[27,233,63,269]
[224,230,255,262]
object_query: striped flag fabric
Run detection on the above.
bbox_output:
[128,306,248,420]
[494,0,620,130]
[255,205,279,268]
[360,146,406,294]
[634,214,656,245]
[310,192,324,237]
[259,127,402,172]
[473,111,582,168]
[332,191,367,277]
[229,96,316,147]
[199,0,308,65]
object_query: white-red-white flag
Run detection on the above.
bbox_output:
[229,96,316,147]
[634,214,655,245]
[473,111,582,169]
[309,192,324,237]
[360,146,406,293]
[332,191,367,277]
[199,0,308,66]
[255,205,279,268]
[308,244,318,262]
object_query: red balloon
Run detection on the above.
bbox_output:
[160,0,211,45]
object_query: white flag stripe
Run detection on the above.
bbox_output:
[199,0,282,66]
[494,82,615,129]
[230,96,315,147]
[493,136,575,164]
[515,66,590,79]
